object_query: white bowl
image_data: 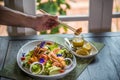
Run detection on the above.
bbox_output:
[65,38,98,58]
[17,40,76,80]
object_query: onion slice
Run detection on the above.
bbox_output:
[64,58,73,69]
[30,62,44,74]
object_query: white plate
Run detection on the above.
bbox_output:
[65,38,98,58]
[17,40,76,80]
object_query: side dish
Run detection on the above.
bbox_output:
[72,36,92,56]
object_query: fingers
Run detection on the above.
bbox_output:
[43,14,58,20]
[48,15,59,28]
[50,15,58,20]
[44,14,59,28]
[45,18,59,29]
[35,14,59,31]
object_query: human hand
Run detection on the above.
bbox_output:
[32,14,59,31]
[0,5,59,32]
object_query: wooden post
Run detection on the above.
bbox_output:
[89,0,113,33]
[4,0,37,36]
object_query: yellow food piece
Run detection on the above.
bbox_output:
[83,42,92,51]
[72,38,84,47]
[49,66,61,75]
[76,48,89,56]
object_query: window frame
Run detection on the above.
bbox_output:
[4,0,120,35]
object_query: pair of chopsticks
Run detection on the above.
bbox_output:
[39,9,77,33]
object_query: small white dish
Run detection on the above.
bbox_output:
[65,38,98,58]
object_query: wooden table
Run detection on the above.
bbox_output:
[0,32,120,80]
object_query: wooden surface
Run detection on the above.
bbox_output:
[0,32,120,80]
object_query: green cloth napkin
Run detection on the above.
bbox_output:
[0,36,104,80]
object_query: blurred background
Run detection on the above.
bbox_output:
[0,0,120,36]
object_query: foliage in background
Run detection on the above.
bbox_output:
[37,0,70,34]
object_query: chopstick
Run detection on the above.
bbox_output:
[39,9,76,32]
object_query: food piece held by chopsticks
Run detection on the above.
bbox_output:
[74,27,82,35]
[39,9,82,35]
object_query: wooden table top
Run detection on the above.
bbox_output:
[0,32,120,80]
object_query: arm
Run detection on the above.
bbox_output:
[0,5,34,27]
[0,5,59,31]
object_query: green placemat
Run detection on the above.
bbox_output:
[0,37,104,80]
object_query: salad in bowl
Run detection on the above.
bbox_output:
[17,40,76,79]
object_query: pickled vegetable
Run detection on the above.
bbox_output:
[72,38,84,47]
[83,43,92,51]
[76,48,89,56]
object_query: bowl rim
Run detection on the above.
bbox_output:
[17,40,77,78]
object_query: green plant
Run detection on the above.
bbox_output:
[37,0,70,34]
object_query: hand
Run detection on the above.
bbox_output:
[0,5,59,31]
[32,14,59,31]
